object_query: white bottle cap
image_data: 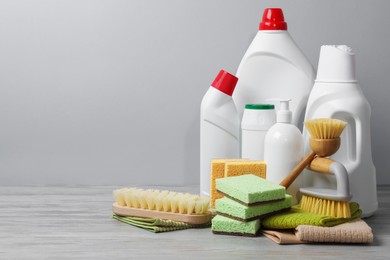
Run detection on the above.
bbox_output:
[315,45,357,83]
[276,99,292,123]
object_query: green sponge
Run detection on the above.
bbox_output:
[211,215,260,237]
[216,174,285,205]
[216,195,292,222]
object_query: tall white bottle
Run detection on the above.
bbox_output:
[233,8,315,126]
[303,45,378,217]
[200,70,240,197]
[264,99,304,205]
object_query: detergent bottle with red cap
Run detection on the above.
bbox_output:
[200,70,240,197]
[233,8,315,126]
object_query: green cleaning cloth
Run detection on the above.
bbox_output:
[262,202,362,229]
[112,215,211,233]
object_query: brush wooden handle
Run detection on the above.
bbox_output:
[112,203,213,225]
[307,157,334,174]
[301,157,352,201]
[280,151,316,188]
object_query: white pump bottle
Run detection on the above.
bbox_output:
[264,99,303,205]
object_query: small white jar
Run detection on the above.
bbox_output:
[241,104,276,160]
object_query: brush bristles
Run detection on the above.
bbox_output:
[113,188,210,215]
[305,118,347,139]
[300,195,351,218]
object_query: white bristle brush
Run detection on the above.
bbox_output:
[113,188,212,224]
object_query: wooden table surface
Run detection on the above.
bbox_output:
[0,185,389,259]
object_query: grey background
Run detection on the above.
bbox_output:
[0,0,389,186]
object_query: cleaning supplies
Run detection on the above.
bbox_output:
[112,215,211,233]
[216,174,286,205]
[233,7,315,126]
[295,219,374,244]
[200,70,240,197]
[263,219,373,244]
[264,99,303,205]
[280,118,352,218]
[279,118,351,218]
[261,202,362,229]
[241,104,276,160]
[303,45,378,217]
[301,157,352,218]
[210,159,247,208]
[279,118,347,189]
[211,215,261,237]
[212,174,291,237]
[215,174,292,222]
[224,160,266,178]
[113,188,211,225]
[296,119,351,218]
[216,195,292,222]
[210,159,266,209]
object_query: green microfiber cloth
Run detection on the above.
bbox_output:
[262,202,362,229]
[112,215,211,233]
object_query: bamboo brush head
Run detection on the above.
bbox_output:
[305,118,347,157]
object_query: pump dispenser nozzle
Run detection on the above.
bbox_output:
[267,99,292,123]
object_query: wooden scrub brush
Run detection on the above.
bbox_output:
[280,118,347,187]
[113,188,212,224]
[280,118,352,218]
[300,157,352,218]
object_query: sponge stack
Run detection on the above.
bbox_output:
[211,174,292,236]
[210,159,266,208]
[210,159,246,208]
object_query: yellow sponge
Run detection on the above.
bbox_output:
[210,159,247,208]
[224,161,266,179]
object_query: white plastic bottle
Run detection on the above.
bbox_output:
[233,8,315,126]
[241,104,276,160]
[264,99,304,205]
[200,70,240,197]
[303,45,378,217]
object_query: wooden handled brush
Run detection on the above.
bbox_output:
[280,118,351,218]
[112,188,212,224]
[280,118,347,188]
[300,157,352,218]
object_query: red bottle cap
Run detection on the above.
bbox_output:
[259,8,287,30]
[211,70,238,96]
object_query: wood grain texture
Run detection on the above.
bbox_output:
[0,185,389,259]
[280,151,316,188]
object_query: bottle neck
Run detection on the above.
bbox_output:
[258,30,289,34]
[206,87,232,106]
